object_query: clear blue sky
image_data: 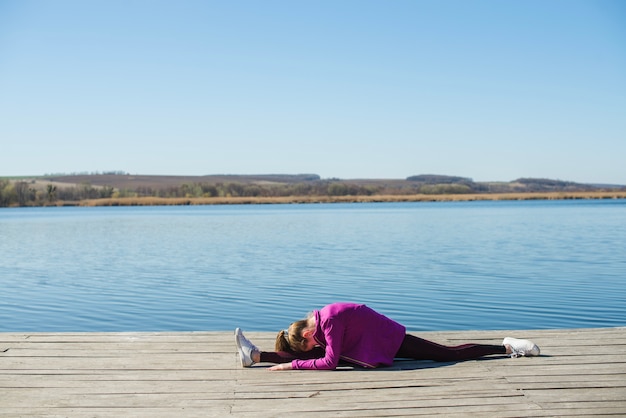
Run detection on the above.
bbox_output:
[1,0,625,184]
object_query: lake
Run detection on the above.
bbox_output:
[1,200,625,332]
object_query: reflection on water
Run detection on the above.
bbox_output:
[1,200,625,331]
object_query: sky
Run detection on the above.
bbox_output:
[1,1,625,184]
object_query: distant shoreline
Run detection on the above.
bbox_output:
[54,191,626,207]
[4,174,624,207]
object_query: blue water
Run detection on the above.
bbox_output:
[1,200,625,332]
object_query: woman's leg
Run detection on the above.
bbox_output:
[395,334,506,362]
[260,346,325,364]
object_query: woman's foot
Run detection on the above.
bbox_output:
[235,328,259,367]
[503,337,540,357]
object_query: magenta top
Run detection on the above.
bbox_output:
[291,302,406,370]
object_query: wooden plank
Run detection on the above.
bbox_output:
[1,328,624,417]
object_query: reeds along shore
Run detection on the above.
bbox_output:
[65,191,626,207]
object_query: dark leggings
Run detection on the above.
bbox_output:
[260,335,505,364]
[395,334,506,362]
[260,347,325,364]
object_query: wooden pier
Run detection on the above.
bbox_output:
[1,328,625,417]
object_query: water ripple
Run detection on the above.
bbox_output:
[1,201,625,331]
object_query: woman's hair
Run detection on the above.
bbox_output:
[275,317,311,352]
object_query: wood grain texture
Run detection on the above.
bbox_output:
[1,328,624,417]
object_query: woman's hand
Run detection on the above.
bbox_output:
[268,362,293,371]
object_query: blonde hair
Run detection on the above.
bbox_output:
[274,316,312,353]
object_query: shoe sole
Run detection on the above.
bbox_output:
[234,328,244,367]
[234,328,250,367]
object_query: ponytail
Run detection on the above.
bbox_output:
[275,318,311,353]
[275,330,291,352]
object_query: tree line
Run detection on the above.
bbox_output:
[1,175,617,207]
[1,179,393,207]
[0,180,116,207]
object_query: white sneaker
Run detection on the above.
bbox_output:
[235,328,259,367]
[503,337,540,358]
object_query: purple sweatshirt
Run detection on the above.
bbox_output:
[291,303,406,370]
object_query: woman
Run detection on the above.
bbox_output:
[235,302,540,371]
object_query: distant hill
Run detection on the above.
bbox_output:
[485,177,600,193]
[406,174,474,184]
[46,173,321,189]
[2,173,623,207]
[43,173,623,194]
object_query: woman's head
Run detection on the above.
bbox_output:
[275,318,314,352]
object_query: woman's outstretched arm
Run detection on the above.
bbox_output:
[268,362,293,371]
[263,347,325,370]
